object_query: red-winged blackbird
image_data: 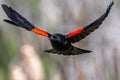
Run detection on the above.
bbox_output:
[2,1,114,55]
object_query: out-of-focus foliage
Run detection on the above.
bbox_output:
[0,0,120,80]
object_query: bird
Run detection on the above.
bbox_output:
[1,1,114,55]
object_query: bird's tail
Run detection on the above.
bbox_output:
[2,4,35,31]
[71,47,92,55]
[44,47,91,55]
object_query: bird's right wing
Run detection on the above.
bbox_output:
[2,4,50,37]
[67,1,114,43]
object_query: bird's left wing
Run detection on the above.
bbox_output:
[67,1,114,43]
[2,4,50,37]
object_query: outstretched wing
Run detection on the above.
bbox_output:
[67,1,114,43]
[2,4,50,37]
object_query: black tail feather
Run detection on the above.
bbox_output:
[44,47,91,55]
[2,4,35,31]
[72,47,92,55]
[44,49,58,54]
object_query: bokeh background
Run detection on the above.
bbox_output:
[0,0,120,80]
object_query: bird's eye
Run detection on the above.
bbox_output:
[51,35,58,40]
[53,36,57,39]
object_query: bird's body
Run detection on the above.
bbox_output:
[49,34,71,51]
[1,1,114,55]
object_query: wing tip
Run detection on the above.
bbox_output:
[1,4,7,7]
[107,1,114,12]
[1,4,9,10]
[110,1,114,6]
[3,19,20,26]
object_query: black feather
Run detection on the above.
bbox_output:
[68,1,114,43]
[4,19,20,26]
[44,47,91,55]
[2,4,35,31]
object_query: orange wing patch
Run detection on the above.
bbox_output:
[68,28,84,38]
[32,28,49,37]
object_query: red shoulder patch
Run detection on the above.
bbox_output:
[32,28,48,37]
[68,28,84,38]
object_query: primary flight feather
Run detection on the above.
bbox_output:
[2,1,114,55]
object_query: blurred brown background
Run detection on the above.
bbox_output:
[0,0,120,80]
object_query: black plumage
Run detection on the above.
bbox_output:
[2,1,114,55]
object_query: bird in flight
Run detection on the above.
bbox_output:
[2,1,114,55]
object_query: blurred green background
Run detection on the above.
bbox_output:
[0,0,120,80]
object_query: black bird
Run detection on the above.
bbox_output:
[1,1,114,55]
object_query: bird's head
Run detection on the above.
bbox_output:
[49,34,66,43]
[50,34,60,41]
